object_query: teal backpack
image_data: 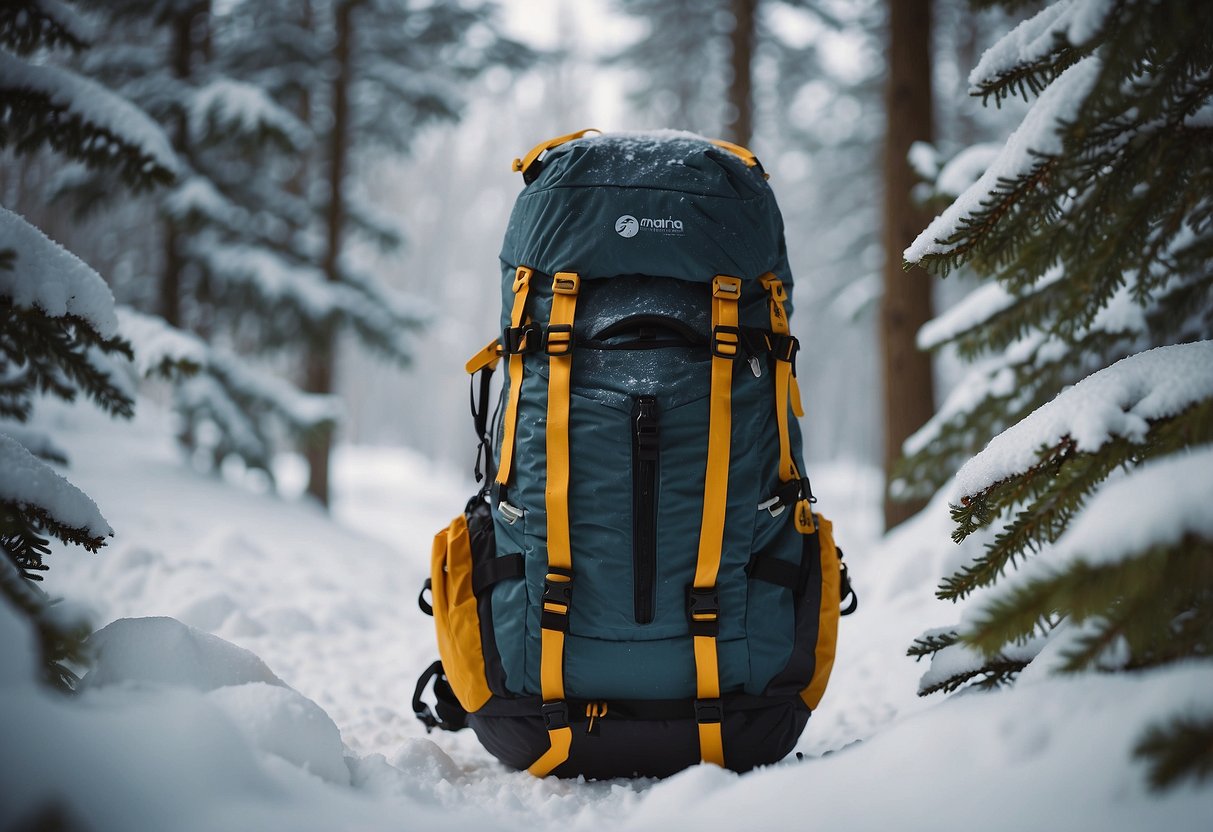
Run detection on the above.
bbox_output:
[414,130,857,778]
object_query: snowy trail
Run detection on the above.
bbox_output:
[12,402,1211,831]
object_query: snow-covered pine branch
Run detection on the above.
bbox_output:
[967,0,1113,105]
[0,49,178,188]
[0,206,133,421]
[0,0,93,55]
[188,78,311,152]
[117,307,342,474]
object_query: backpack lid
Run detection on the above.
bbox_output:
[500,130,790,286]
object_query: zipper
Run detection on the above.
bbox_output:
[632,395,659,624]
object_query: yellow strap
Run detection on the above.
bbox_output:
[465,338,501,375]
[708,138,770,179]
[691,274,740,768]
[529,271,580,778]
[759,273,796,483]
[496,266,533,487]
[512,129,602,177]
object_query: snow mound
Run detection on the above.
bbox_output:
[208,683,351,786]
[952,341,1213,498]
[84,616,285,691]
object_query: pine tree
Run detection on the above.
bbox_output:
[0,0,176,687]
[903,0,1213,790]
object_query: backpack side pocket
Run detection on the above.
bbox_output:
[431,514,493,713]
[799,514,841,710]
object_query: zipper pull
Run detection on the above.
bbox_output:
[634,396,659,460]
[748,356,762,378]
[585,702,608,735]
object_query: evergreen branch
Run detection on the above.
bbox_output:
[0,86,175,190]
[972,47,1088,108]
[1134,713,1213,792]
[0,1,91,55]
[907,630,960,660]
[0,300,135,419]
[916,658,1028,697]
[963,536,1213,667]
[944,401,1213,600]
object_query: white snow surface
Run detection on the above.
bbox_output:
[906,55,1102,263]
[0,431,110,537]
[968,0,1114,91]
[2,400,1208,830]
[0,205,119,337]
[0,51,177,175]
[952,341,1213,499]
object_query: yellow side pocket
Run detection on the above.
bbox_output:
[431,514,493,713]
[799,514,841,711]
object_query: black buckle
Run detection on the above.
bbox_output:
[541,700,569,731]
[711,324,741,359]
[541,569,573,632]
[544,324,574,355]
[687,586,720,636]
[503,322,542,355]
[771,333,799,363]
[695,697,723,724]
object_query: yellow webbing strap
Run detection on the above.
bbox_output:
[465,338,501,375]
[691,274,741,768]
[512,129,602,177]
[760,273,814,533]
[759,273,795,483]
[496,266,533,487]
[529,271,580,778]
[708,139,770,179]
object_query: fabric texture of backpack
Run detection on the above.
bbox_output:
[413,129,857,779]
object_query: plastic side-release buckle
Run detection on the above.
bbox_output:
[503,322,542,355]
[687,586,720,636]
[694,697,723,724]
[541,569,573,631]
[541,700,570,731]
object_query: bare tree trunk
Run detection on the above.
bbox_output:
[306,0,360,507]
[724,0,757,145]
[160,7,196,328]
[880,0,936,530]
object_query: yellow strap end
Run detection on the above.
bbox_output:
[790,375,805,418]
[465,338,502,375]
[515,128,602,178]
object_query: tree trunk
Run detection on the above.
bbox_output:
[306,0,359,507]
[724,0,757,145]
[880,0,936,530]
[160,6,200,328]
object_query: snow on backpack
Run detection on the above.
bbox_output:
[413,129,857,778]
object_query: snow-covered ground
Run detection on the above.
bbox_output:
[3,401,1210,831]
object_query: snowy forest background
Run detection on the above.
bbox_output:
[2,0,1211,830]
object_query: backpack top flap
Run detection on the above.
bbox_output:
[499,131,791,287]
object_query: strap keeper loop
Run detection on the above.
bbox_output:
[544,323,574,355]
[711,324,741,359]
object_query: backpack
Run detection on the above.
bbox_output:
[413,129,857,779]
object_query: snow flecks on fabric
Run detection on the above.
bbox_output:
[968,0,1114,91]
[0,432,110,537]
[951,341,1213,499]
[0,205,119,336]
[905,55,1103,263]
[0,51,177,174]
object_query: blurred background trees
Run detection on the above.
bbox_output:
[2,0,1022,522]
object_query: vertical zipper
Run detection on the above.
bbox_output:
[632,395,659,624]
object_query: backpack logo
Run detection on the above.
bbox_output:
[615,215,639,238]
[615,214,685,238]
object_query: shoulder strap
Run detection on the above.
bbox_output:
[528,271,581,777]
[689,274,742,768]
